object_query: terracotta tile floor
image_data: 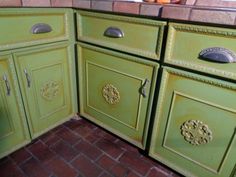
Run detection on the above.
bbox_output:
[0,118,182,177]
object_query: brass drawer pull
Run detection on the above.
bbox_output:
[24,69,31,88]
[199,47,236,63]
[104,27,124,38]
[31,23,52,34]
[3,74,11,96]
[140,79,150,98]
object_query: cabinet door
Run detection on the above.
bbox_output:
[14,43,74,138]
[78,43,158,149]
[0,55,30,158]
[149,67,236,177]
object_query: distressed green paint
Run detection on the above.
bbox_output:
[78,43,159,149]
[0,54,30,158]
[0,8,74,51]
[165,23,236,80]
[149,67,236,177]
[13,42,75,138]
[76,10,166,60]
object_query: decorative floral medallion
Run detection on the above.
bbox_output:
[40,81,60,101]
[102,84,120,105]
[180,120,213,145]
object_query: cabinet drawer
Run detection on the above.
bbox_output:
[0,9,72,50]
[150,67,236,177]
[165,23,236,80]
[78,43,158,149]
[77,11,166,60]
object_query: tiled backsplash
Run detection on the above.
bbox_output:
[0,0,236,26]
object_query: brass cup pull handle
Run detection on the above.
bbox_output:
[31,23,52,34]
[140,79,150,98]
[3,74,11,96]
[24,69,31,88]
[104,27,124,38]
[199,47,236,63]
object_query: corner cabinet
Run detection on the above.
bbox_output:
[0,8,77,158]
[0,54,30,158]
[78,44,158,149]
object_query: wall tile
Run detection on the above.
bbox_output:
[0,0,21,6]
[91,1,113,11]
[185,0,196,5]
[162,5,191,20]
[113,2,140,14]
[195,0,236,8]
[22,0,50,6]
[51,0,72,7]
[190,9,236,25]
[73,0,91,9]
[140,3,162,16]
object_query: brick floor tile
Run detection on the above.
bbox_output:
[10,148,31,165]
[46,156,77,177]
[74,126,94,138]
[97,154,116,171]
[96,139,124,159]
[20,157,51,177]
[94,128,117,141]
[147,168,169,177]
[72,154,102,177]
[127,171,141,177]
[0,158,25,177]
[51,140,79,162]
[64,119,83,131]
[85,133,101,144]
[115,139,139,153]
[56,127,80,145]
[110,163,130,177]
[119,151,152,176]
[27,140,56,163]
[99,172,114,177]
[51,124,65,133]
[74,140,102,160]
[41,133,61,147]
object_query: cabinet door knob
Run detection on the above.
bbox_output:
[3,74,11,96]
[199,47,236,63]
[24,69,31,88]
[140,79,150,98]
[104,27,124,38]
[31,23,52,34]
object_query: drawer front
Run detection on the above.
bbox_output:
[0,9,72,50]
[78,43,158,149]
[149,67,236,177]
[77,11,166,60]
[165,23,236,80]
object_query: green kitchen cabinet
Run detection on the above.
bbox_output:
[149,67,236,177]
[78,43,159,149]
[0,54,30,158]
[14,42,77,138]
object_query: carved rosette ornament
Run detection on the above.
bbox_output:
[40,81,60,101]
[102,84,120,105]
[180,120,213,146]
